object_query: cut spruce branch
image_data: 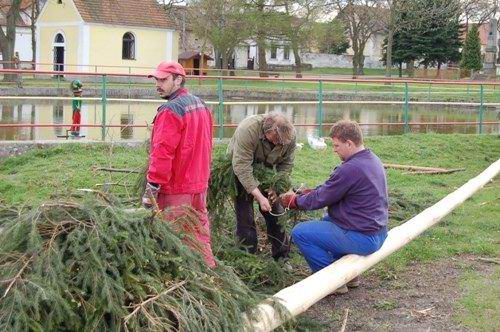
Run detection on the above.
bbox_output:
[384,163,465,174]
[92,166,141,173]
[0,194,286,331]
[208,155,292,222]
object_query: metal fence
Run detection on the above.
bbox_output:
[0,68,499,141]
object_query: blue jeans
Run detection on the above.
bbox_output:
[291,216,387,272]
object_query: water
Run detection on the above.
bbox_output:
[0,99,498,141]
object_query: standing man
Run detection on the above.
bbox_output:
[281,120,388,293]
[143,61,216,267]
[70,80,83,137]
[13,52,23,88]
[227,112,296,260]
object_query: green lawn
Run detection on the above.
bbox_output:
[0,133,499,329]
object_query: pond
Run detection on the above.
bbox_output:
[0,99,498,141]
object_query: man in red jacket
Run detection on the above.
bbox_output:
[143,61,216,267]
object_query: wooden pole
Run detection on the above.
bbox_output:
[246,158,500,331]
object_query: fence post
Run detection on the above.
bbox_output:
[317,80,324,136]
[217,78,224,139]
[128,66,132,99]
[404,82,410,133]
[478,84,484,134]
[101,75,107,141]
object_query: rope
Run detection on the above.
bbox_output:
[268,183,305,217]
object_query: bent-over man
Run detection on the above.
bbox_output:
[228,112,296,260]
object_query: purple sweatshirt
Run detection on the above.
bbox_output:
[296,149,388,234]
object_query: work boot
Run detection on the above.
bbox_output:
[347,276,360,288]
[332,284,349,295]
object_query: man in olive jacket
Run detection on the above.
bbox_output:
[227,112,296,259]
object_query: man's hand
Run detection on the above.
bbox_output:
[257,196,272,212]
[267,188,278,204]
[142,182,160,209]
[280,191,298,209]
[251,187,271,212]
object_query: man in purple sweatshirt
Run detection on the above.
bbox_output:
[280,120,388,294]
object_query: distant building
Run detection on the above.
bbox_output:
[35,0,178,74]
[234,39,296,70]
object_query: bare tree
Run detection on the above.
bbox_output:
[0,0,22,80]
[331,0,384,76]
[278,0,324,78]
[26,0,45,69]
[460,0,497,29]
[189,0,251,71]
[158,0,189,10]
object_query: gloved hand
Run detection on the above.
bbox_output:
[296,187,313,195]
[267,188,278,204]
[142,182,160,209]
[280,191,298,209]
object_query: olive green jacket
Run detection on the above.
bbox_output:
[227,115,296,193]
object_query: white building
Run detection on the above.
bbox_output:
[234,39,296,69]
[0,0,40,65]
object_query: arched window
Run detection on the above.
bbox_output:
[122,32,135,60]
[54,33,64,43]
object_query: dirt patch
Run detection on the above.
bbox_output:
[301,255,495,331]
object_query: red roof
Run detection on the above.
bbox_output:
[72,0,176,29]
[0,0,32,27]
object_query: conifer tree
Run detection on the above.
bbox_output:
[460,24,482,72]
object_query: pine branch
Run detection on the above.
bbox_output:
[123,280,188,324]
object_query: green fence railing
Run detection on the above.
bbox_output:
[1,68,499,141]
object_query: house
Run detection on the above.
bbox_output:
[234,39,296,70]
[178,51,212,75]
[0,0,38,65]
[35,0,178,75]
[169,5,214,73]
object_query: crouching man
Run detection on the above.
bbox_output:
[280,120,388,293]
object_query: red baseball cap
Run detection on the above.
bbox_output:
[148,61,186,79]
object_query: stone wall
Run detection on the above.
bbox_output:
[301,53,384,69]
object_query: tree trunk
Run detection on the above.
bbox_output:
[256,33,268,77]
[0,0,22,82]
[407,60,415,77]
[352,50,365,76]
[30,0,40,70]
[255,0,268,78]
[351,40,366,77]
[436,62,442,79]
[356,53,365,76]
[385,28,393,78]
[385,2,396,78]
[214,50,221,69]
[351,43,359,77]
[398,63,403,77]
[221,52,229,76]
[292,42,302,78]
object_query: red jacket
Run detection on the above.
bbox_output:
[147,88,213,194]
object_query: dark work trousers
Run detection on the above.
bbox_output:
[234,178,290,260]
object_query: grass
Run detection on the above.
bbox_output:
[457,268,500,331]
[0,133,499,329]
